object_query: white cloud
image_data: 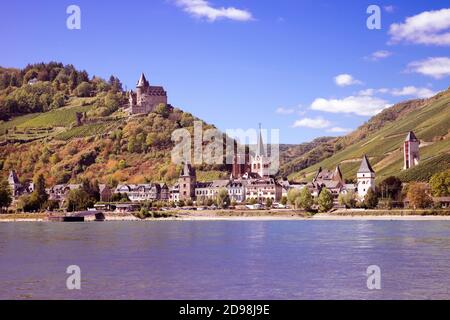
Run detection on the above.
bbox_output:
[334,74,363,87]
[389,8,450,46]
[310,96,391,116]
[359,86,437,99]
[275,107,295,115]
[175,0,253,22]
[407,57,450,79]
[390,86,437,99]
[366,50,392,61]
[292,117,331,129]
[327,127,352,133]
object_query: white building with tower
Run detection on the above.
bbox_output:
[403,131,420,170]
[250,125,271,178]
[357,155,375,200]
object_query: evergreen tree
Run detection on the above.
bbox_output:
[318,188,333,213]
[298,187,313,211]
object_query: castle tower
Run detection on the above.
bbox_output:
[357,155,375,200]
[250,124,270,178]
[179,162,196,201]
[403,131,420,170]
[136,73,149,106]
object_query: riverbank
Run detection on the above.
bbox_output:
[1,209,450,222]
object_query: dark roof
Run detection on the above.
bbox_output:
[405,131,419,142]
[147,86,167,96]
[137,73,149,87]
[358,155,375,173]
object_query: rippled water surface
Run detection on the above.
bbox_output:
[1,221,450,299]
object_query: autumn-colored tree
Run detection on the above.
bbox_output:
[407,183,433,210]
[429,170,450,197]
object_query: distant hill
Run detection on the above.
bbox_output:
[289,88,450,183]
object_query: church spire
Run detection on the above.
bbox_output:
[256,123,265,157]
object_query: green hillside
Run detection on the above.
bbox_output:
[290,88,450,183]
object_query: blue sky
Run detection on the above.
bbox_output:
[1,0,449,144]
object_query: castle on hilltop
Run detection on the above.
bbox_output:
[128,73,168,115]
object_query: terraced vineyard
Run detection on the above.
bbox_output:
[55,122,121,141]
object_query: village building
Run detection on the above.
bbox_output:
[280,179,307,199]
[99,184,112,203]
[114,183,169,202]
[47,184,81,204]
[404,131,420,170]
[357,155,375,200]
[8,170,34,199]
[228,180,248,203]
[128,73,168,115]
[169,184,180,202]
[245,178,282,203]
[308,166,348,199]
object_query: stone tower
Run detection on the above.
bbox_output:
[250,124,270,178]
[403,131,420,170]
[357,155,375,200]
[179,163,196,201]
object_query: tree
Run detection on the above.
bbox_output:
[51,92,66,109]
[378,176,403,200]
[407,183,433,210]
[0,180,12,213]
[31,174,48,210]
[155,103,170,118]
[430,170,450,197]
[127,136,137,153]
[338,191,356,209]
[297,187,313,211]
[216,188,230,209]
[66,189,94,212]
[318,188,333,213]
[280,196,288,206]
[74,82,92,97]
[265,198,273,208]
[81,179,100,202]
[287,188,301,208]
[364,188,379,209]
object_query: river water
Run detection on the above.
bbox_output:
[1,221,450,299]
